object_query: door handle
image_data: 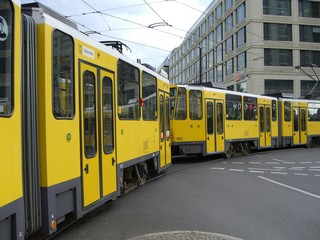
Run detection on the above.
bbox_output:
[84,164,89,174]
[112,157,115,166]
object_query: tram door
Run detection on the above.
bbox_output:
[206,99,224,154]
[80,62,117,207]
[159,91,171,168]
[293,107,307,145]
[259,105,272,148]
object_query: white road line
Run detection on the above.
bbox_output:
[300,162,312,164]
[316,161,320,164]
[273,167,287,169]
[294,173,309,176]
[210,167,225,170]
[316,175,320,177]
[249,170,265,174]
[248,167,280,171]
[271,172,288,175]
[229,169,244,172]
[308,169,320,172]
[266,162,280,164]
[289,167,305,170]
[258,176,320,200]
[231,162,244,164]
[249,162,262,164]
[272,159,287,164]
[310,166,320,169]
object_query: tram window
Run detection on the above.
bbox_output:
[217,102,224,134]
[260,107,265,132]
[301,109,306,132]
[83,71,97,158]
[142,71,157,120]
[284,101,291,121]
[206,102,214,134]
[160,95,164,141]
[0,0,13,116]
[52,30,75,118]
[102,77,114,154]
[175,87,187,120]
[189,90,202,120]
[243,96,257,120]
[272,100,277,121]
[166,96,170,139]
[266,107,271,132]
[308,103,320,121]
[293,108,299,131]
[226,94,242,120]
[170,87,177,120]
[117,60,140,120]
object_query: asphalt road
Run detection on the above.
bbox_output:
[58,147,320,240]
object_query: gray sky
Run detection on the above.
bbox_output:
[21,0,213,68]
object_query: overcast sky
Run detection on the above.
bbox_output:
[21,0,214,68]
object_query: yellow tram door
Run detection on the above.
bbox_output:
[293,107,307,145]
[259,105,272,148]
[100,70,117,198]
[80,62,100,207]
[205,99,224,153]
[159,91,171,168]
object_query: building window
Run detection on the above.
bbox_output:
[209,68,215,82]
[236,3,246,24]
[263,0,291,16]
[225,0,233,12]
[216,23,223,43]
[225,14,233,33]
[216,3,222,19]
[264,49,293,66]
[217,64,223,82]
[299,0,320,18]
[52,30,75,118]
[209,50,214,68]
[217,44,223,63]
[208,12,214,28]
[301,80,320,98]
[201,20,207,35]
[226,36,233,54]
[264,23,292,41]
[201,55,207,72]
[208,31,214,49]
[237,51,246,70]
[236,27,246,47]
[300,25,320,42]
[264,79,293,94]
[300,50,320,67]
[237,81,247,93]
[226,58,234,75]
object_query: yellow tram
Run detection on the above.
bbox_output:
[0,1,171,239]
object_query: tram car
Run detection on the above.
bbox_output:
[170,84,320,158]
[0,1,171,239]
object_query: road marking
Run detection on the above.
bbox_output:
[249,162,262,164]
[289,167,305,170]
[273,167,287,169]
[249,167,280,171]
[308,169,320,172]
[210,167,225,170]
[258,176,320,200]
[229,169,244,172]
[316,161,320,164]
[271,172,288,175]
[231,162,244,164]
[316,175,320,177]
[300,162,312,164]
[272,158,288,164]
[310,166,320,169]
[266,162,280,164]
[294,173,309,176]
[249,170,265,174]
